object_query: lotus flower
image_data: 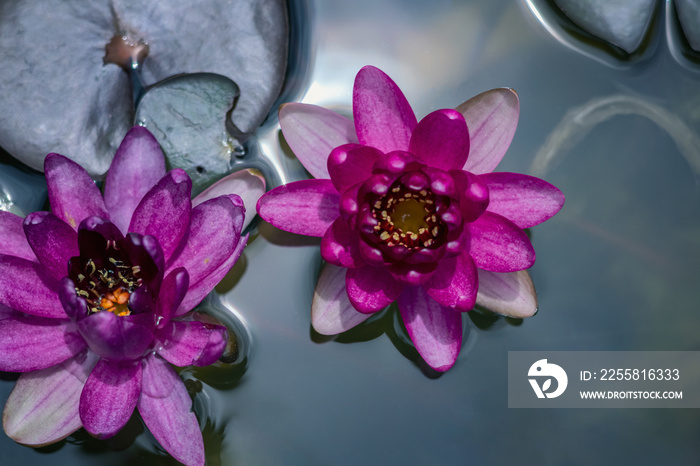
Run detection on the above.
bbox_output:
[257,66,565,372]
[0,126,258,465]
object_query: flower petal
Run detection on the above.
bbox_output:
[2,350,98,446]
[479,172,565,228]
[80,359,142,439]
[0,211,36,261]
[327,144,383,193]
[409,109,469,171]
[176,233,248,316]
[468,212,535,272]
[426,254,478,311]
[129,169,192,262]
[457,88,519,175]
[476,269,538,318]
[193,168,264,231]
[23,212,78,280]
[45,153,108,230]
[166,195,243,287]
[279,103,357,180]
[57,277,88,321]
[346,265,403,313]
[77,311,154,362]
[0,307,85,372]
[397,286,462,372]
[156,268,190,327]
[353,65,417,153]
[104,126,167,233]
[311,264,371,335]
[256,179,340,237]
[139,355,205,466]
[0,254,65,318]
[320,218,365,268]
[156,320,227,367]
[388,262,439,286]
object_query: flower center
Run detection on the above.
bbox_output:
[73,242,143,316]
[371,182,444,249]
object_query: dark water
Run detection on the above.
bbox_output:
[2,0,700,464]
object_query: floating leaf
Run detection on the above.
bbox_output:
[0,0,288,176]
[676,0,700,52]
[553,0,656,53]
[135,73,242,193]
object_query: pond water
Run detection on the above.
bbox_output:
[2,0,700,464]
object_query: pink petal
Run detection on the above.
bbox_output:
[475,269,538,318]
[2,350,98,446]
[0,308,85,372]
[346,265,403,313]
[139,355,205,466]
[23,212,78,280]
[176,233,248,315]
[256,179,340,237]
[104,126,167,233]
[80,359,142,439]
[425,254,478,311]
[0,211,36,261]
[156,268,190,327]
[388,262,439,286]
[129,169,192,262]
[353,65,417,153]
[44,153,108,230]
[320,218,365,268]
[156,320,227,367]
[457,88,519,175]
[409,109,469,171]
[279,103,357,179]
[398,286,462,372]
[193,168,265,230]
[0,254,65,318]
[166,195,243,287]
[468,212,535,273]
[327,144,383,193]
[311,264,371,335]
[77,311,154,362]
[479,172,565,228]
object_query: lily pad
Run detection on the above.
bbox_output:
[0,0,288,176]
[553,0,656,53]
[135,73,242,193]
[676,0,700,51]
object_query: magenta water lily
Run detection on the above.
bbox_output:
[257,66,565,372]
[0,127,250,466]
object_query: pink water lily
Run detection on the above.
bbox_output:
[257,66,564,372]
[0,126,258,466]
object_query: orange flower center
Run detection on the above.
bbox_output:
[74,252,142,316]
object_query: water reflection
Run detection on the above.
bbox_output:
[0,149,48,216]
[529,94,700,177]
[2,0,700,464]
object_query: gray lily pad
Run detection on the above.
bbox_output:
[554,0,656,53]
[135,73,241,193]
[676,0,700,51]
[0,0,288,176]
